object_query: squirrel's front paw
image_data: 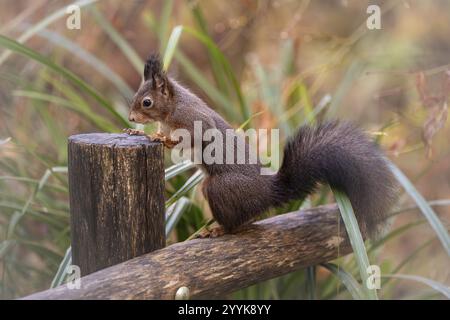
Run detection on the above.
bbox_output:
[123,128,145,136]
[163,138,180,149]
[149,133,179,149]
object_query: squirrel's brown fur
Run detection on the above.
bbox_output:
[128,54,398,237]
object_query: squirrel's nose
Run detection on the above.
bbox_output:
[128,113,136,122]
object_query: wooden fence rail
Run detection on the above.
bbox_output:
[24,204,350,299]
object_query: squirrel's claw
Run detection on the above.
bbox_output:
[149,133,179,149]
[124,129,178,148]
[163,138,180,149]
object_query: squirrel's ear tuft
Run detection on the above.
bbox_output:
[144,53,171,96]
[144,53,163,81]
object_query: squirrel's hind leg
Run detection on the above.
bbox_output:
[202,173,273,233]
[194,222,226,239]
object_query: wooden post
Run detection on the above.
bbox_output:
[68,133,165,276]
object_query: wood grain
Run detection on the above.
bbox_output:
[25,204,351,299]
[68,133,165,276]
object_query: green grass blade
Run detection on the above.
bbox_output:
[0,240,15,260]
[369,220,425,253]
[34,28,133,98]
[305,266,316,300]
[143,13,244,122]
[391,239,434,274]
[327,61,363,117]
[332,188,378,300]
[159,0,175,53]
[251,58,290,134]
[174,51,236,120]
[381,238,435,290]
[182,26,249,122]
[89,6,144,74]
[166,170,205,208]
[382,274,450,298]
[0,0,98,66]
[388,199,450,217]
[35,105,67,161]
[0,176,67,193]
[14,90,118,132]
[17,240,63,263]
[7,169,52,239]
[190,5,231,99]
[299,84,315,124]
[163,26,183,71]
[389,162,450,255]
[0,202,68,226]
[237,111,265,131]
[50,247,72,288]
[0,35,128,127]
[0,137,11,146]
[165,161,195,181]
[165,197,191,236]
[280,39,295,77]
[40,70,91,113]
[321,263,365,300]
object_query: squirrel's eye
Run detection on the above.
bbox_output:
[142,98,153,108]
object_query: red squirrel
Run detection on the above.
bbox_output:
[125,54,397,238]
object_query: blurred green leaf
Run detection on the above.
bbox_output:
[190,4,230,99]
[165,161,195,181]
[166,197,191,236]
[382,274,450,299]
[166,170,204,208]
[159,0,175,53]
[163,25,183,71]
[0,0,99,66]
[7,169,51,239]
[0,35,128,127]
[89,6,144,74]
[0,240,15,260]
[34,28,133,98]
[50,247,72,288]
[322,263,364,300]
[369,220,425,253]
[0,137,11,146]
[327,61,364,117]
[389,163,450,255]
[305,266,316,300]
[14,90,118,132]
[333,188,378,300]
[174,51,237,120]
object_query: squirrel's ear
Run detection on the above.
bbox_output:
[154,74,171,96]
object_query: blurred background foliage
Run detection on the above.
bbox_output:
[0,0,449,299]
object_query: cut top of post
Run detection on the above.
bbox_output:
[68,133,158,147]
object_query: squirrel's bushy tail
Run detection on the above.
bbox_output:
[273,121,397,237]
